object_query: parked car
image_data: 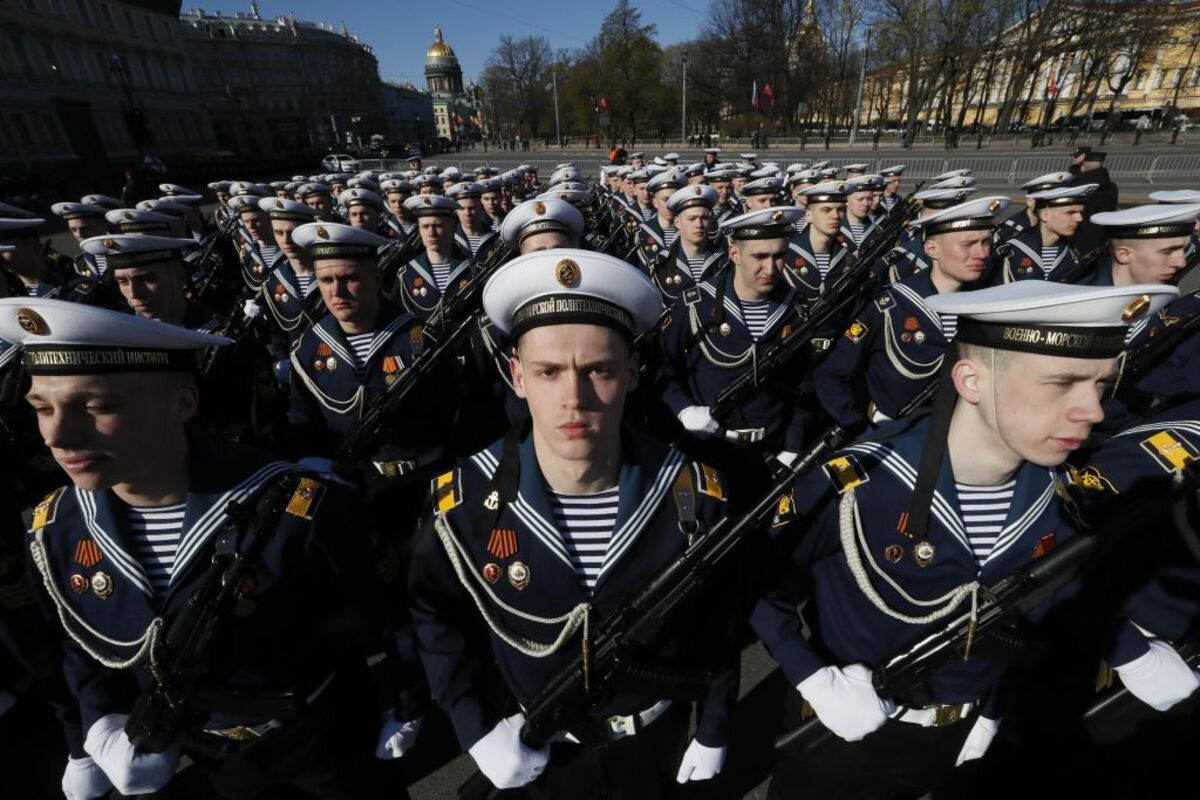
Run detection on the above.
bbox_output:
[320,153,360,172]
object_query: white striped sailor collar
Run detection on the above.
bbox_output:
[468,430,686,592]
[674,248,724,278]
[0,341,18,371]
[313,302,414,373]
[75,435,294,598]
[843,430,1059,571]
[1007,229,1069,272]
[404,251,471,294]
[695,271,798,341]
[887,270,944,331]
[641,220,668,248]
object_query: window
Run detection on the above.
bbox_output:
[42,42,61,79]
[1192,67,1200,88]
[75,0,92,24]
[1172,68,1184,88]
[1154,69,1166,89]
[1134,69,1147,90]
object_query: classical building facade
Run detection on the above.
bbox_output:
[424,26,481,147]
[381,81,437,149]
[179,7,387,157]
[0,0,215,190]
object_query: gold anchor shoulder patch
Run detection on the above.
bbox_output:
[285,477,326,520]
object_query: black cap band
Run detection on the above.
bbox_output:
[511,294,633,340]
[115,221,172,234]
[309,243,378,260]
[730,223,793,241]
[517,219,570,242]
[1105,223,1195,240]
[108,250,183,269]
[23,345,197,375]
[956,320,1126,358]
[922,217,996,237]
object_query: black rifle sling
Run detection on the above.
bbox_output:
[903,364,957,539]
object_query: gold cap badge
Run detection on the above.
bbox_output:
[556,258,581,288]
[16,307,48,336]
[315,226,329,239]
[1121,294,1151,323]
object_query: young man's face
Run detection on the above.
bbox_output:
[676,207,712,248]
[1039,204,1084,238]
[958,350,1114,468]
[1111,236,1189,284]
[68,217,106,242]
[712,181,731,204]
[456,197,486,231]
[346,204,379,231]
[418,215,454,253]
[315,258,380,329]
[885,176,901,195]
[652,190,676,222]
[925,229,992,285]
[113,261,187,323]
[519,230,573,254]
[241,210,268,242]
[26,372,197,492]
[481,192,502,218]
[744,193,774,211]
[729,236,786,297]
[634,183,650,206]
[272,219,300,258]
[808,202,844,236]
[846,191,871,220]
[386,192,408,216]
[511,324,637,465]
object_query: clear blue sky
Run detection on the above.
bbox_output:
[193,0,707,86]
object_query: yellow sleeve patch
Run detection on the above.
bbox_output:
[695,464,727,501]
[844,320,869,344]
[824,455,869,494]
[771,491,797,528]
[1141,430,1198,472]
[434,470,463,513]
[29,487,65,532]
[285,477,325,520]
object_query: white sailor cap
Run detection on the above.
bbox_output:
[681,162,706,178]
[474,165,499,177]
[628,169,651,184]
[802,180,850,203]
[667,184,719,213]
[480,178,504,193]
[742,177,783,196]
[720,206,806,240]
[158,183,198,197]
[136,199,190,218]
[879,165,906,177]
[929,176,977,191]
[785,168,820,187]
[206,181,233,194]
[616,166,634,178]
[284,182,303,196]
[104,208,174,233]
[81,194,124,209]
[0,297,228,375]
[705,168,735,182]
[441,167,463,181]
[355,170,377,180]
[403,194,458,217]
[226,196,265,214]
[909,196,1011,236]
[482,248,661,340]
[296,182,332,200]
[652,157,668,167]
[844,176,879,194]
[646,170,685,194]
[447,182,485,200]
[412,174,444,189]
[817,168,840,180]
[325,173,352,184]
[258,197,323,222]
[1030,184,1096,208]
[229,181,268,197]
[80,234,194,267]
[423,166,440,176]
[402,170,421,180]
[269,181,288,191]
[704,147,721,155]
[629,152,645,159]
[380,179,414,194]
[1020,172,1073,194]
[51,202,107,220]
[537,188,591,207]
[750,166,780,179]
[740,153,758,160]
[931,169,972,181]
[500,198,585,249]
[926,281,1177,359]
[915,187,977,209]
[346,177,381,193]
[0,201,38,225]
[339,188,385,210]
[1148,190,1200,205]
[663,152,680,162]
[291,174,310,182]
[600,166,620,176]
[784,163,807,174]
[550,166,585,184]
[809,160,830,170]
[0,245,13,253]
[843,162,870,174]
[1091,203,1200,239]
[292,222,390,260]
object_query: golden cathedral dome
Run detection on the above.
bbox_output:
[426,26,457,62]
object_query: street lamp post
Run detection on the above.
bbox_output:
[849,29,870,146]
[552,66,562,148]
[682,50,688,147]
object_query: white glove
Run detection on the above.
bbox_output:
[675,738,726,783]
[1114,639,1200,712]
[242,299,263,319]
[83,714,180,796]
[777,450,799,468]
[467,713,550,790]
[61,755,113,800]
[375,715,422,759]
[678,405,720,437]
[954,716,1001,766]
[797,664,895,742]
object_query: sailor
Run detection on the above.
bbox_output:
[881,188,977,283]
[449,182,499,258]
[999,184,1097,282]
[50,202,110,280]
[878,165,906,212]
[649,184,726,302]
[257,197,326,344]
[741,176,784,212]
[1083,203,1200,292]
[0,205,69,298]
[785,181,853,303]
[637,170,685,266]
[381,179,417,237]
[340,188,388,235]
[841,176,881,247]
[409,249,737,796]
[813,196,1010,433]
[393,195,473,323]
[297,183,337,217]
[6,298,427,799]
[752,280,1186,800]
[995,172,1074,244]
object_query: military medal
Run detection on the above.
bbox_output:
[1032,533,1057,559]
[901,332,911,342]
[914,541,935,567]
[914,331,926,343]
[314,359,325,372]
[325,357,337,371]
[719,322,731,336]
[507,561,530,590]
[487,528,518,560]
[884,545,904,564]
[69,574,87,593]
[90,571,113,599]
[74,539,103,568]
[482,563,500,584]
[382,356,402,385]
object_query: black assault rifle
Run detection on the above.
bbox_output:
[773,459,1200,753]
[709,183,924,422]
[458,424,848,799]
[125,472,302,752]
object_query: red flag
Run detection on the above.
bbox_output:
[1047,73,1059,99]
[762,83,776,109]
[598,97,610,112]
